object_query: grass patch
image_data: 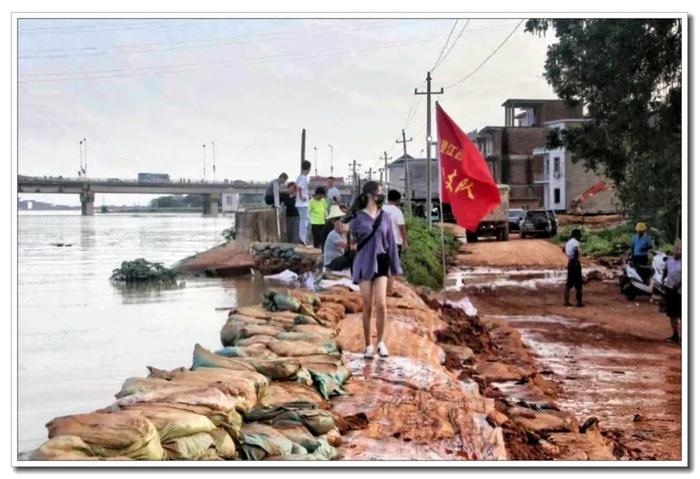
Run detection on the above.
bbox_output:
[402,217,461,290]
[551,223,673,257]
[111,258,177,283]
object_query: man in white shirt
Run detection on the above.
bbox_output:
[564,229,583,307]
[326,177,341,207]
[295,160,312,245]
[382,189,407,296]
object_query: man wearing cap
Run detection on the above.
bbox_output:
[631,222,653,267]
[564,229,584,307]
[323,205,348,267]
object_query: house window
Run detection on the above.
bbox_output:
[544,157,550,177]
[554,188,561,204]
[553,157,561,178]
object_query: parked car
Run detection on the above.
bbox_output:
[519,209,553,238]
[546,210,559,236]
[508,208,525,232]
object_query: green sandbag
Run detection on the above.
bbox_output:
[264,438,338,460]
[272,420,321,452]
[239,423,301,460]
[244,407,336,435]
[192,344,257,372]
[304,362,351,400]
[293,315,321,326]
[30,436,96,460]
[46,412,165,460]
[162,432,219,460]
[118,405,216,443]
[261,291,300,312]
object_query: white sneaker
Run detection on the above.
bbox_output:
[363,345,374,359]
[377,341,389,358]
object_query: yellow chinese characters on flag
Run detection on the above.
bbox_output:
[436,103,501,232]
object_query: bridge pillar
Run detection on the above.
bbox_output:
[202,193,220,216]
[80,191,95,216]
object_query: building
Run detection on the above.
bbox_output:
[533,120,618,213]
[476,99,584,209]
[386,153,440,201]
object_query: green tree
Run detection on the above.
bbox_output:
[525,19,682,241]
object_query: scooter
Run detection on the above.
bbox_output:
[619,251,668,300]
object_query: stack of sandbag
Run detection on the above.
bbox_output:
[252,243,321,275]
[30,287,355,461]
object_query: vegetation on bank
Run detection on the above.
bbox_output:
[551,223,674,257]
[402,216,461,290]
[111,258,177,283]
[221,226,237,242]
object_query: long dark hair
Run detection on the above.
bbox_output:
[344,181,380,222]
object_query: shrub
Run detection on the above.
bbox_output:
[552,222,670,257]
[111,258,177,283]
[222,226,236,242]
[402,217,461,290]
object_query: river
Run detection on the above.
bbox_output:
[16,212,267,453]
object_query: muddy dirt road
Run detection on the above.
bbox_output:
[451,237,683,461]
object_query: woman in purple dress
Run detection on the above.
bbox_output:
[348,181,403,359]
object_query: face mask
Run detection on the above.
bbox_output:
[375,193,385,205]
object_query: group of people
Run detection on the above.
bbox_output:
[265,170,408,360]
[563,222,682,344]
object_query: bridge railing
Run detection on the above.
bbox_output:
[18,175,266,187]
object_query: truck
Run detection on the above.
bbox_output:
[386,157,509,241]
[137,173,170,183]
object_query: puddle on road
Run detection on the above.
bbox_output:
[446,267,614,292]
[489,314,682,460]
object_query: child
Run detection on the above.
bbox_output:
[309,186,328,248]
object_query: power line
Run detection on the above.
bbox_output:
[432,19,470,71]
[429,19,458,72]
[444,19,524,89]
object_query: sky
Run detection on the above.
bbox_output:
[17,18,557,206]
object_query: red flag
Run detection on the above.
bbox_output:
[436,103,501,232]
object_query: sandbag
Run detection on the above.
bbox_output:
[272,420,321,452]
[148,365,268,396]
[234,306,299,324]
[287,289,321,308]
[257,382,325,410]
[116,377,178,399]
[264,438,338,460]
[261,291,300,312]
[220,320,282,347]
[239,423,307,460]
[317,292,363,313]
[162,432,219,460]
[118,405,216,443]
[267,339,339,357]
[192,344,257,372]
[293,315,322,326]
[118,402,242,440]
[245,407,337,435]
[209,428,238,459]
[276,331,328,343]
[316,301,345,318]
[114,384,239,415]
[46,412,165,460]
[304,362,351,400]
[290,324,337,338]
[30,436,95,460]
[315,308,343,325]
[216,343,278,359]
[236,334,278,346]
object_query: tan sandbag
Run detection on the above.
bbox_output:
[290,324,337,338]
[235,306,299,324]
[209,428,237,459]
[192,343,257,372]
[317,301,345,318]
[30,436,95,460]
[267,339,339,357]
[162,432,219,460]
[114,384,239,414]
[118,405,216,442]
[46,412,164,460]
[220,320,282,347]
[118,402,242,439]
[148,365,268,395]
[116,377,177,399]
[258,382,325,410]
[236,334,278,346]
[315,308,343,325]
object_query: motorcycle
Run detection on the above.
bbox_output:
[619,251,668,301]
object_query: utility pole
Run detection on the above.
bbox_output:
[415,71,443,225]
[366,167,373,182]
[348,159,361,196]
[211,142,216,182]
[300,129,306,173]
[380,151,392,191]
[328,144,334,177]
[396,129,413,203]
[313,146,318,176]
[202,144,206,181]
[82,138,87,178]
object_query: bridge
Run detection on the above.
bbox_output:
[17,175,352,215]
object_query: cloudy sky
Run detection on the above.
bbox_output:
[18,17,557,206]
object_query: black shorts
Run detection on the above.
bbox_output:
[373,253,390,279]
[397,245,403,257]
[566,259,583,289]
[666,287,681,318]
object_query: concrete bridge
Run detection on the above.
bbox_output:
[17,175,352,215]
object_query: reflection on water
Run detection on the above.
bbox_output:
[16,212,264,453]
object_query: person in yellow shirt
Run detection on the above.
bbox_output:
[309,186,328,248]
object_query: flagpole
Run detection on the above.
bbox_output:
[435,101,449,300]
